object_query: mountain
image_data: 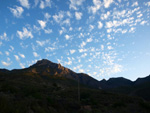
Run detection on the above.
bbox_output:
[134,75,150,85]
[0,59,100,88]
[100,75,150,101]
[99,77,133,89]
[0,60,150,113]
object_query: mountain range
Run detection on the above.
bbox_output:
[0,59,150,112]
[1,59,150,89]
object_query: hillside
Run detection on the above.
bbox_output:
[100,75,150,101]
[0,59,150,113]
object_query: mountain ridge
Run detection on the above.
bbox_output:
[0,59,150,90]
[0,59,100,88]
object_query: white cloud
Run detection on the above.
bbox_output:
[19,53,25,58]
[53,12,64,23]
[70,49,76,54]
[98,21,103,29]
[65,35,70,40]
[81,53,87,58]
[0,32,8,40]
[112,64,123,73]
[75,12,82,20]
[14,55,20,61]
[146,2,150,6]
[38,20,46,29]
[129,27,135,33]
[1,61,11,66]
[33,52,39,57]
[44,29,52,34]
[59,27,66,35]
[132,1,138,7]
[40,1,45,9]
[89,25,94,31]
[107,46,113,50]
[17,27,33,40]
[101,11,110,20]
[44,12,51,20]
[39,0,51,9]
[9,6,24,18]
[80,41,86,48]
[86,37,93,42]
[88,0,102,14]
[18,0,30,8]
[79,69,84,73]
[45,47,55,52]
[20,63,25,68]
[104,0,113,8]
[140,21,147,25]
[69,0,85,10]
[36,39,50,47]
[62,19,71,26]
[79,48,87,53]
[5,51,9,56]
[105,21,113,28]
[101,45,104,50]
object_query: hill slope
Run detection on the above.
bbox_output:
[0,59,100,88]
[0,69,150,113]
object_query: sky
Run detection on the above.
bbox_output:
[0,0,150,81]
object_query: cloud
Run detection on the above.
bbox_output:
[5,51,9,56]
[19,53,25,58]
[65,35,70,40]
[39,0,51,9]
[140,21,147,25]
[44,12,51,20]
[45,47,55,52]
[89,25,94,31]
[36,39,50,47]
[9,6,24,18]
[0,32,8,40]
[132,1,138,7]
[33,52,39,57]
[101,11,110,20]
[70,49,76,54]
[107,46,113,50]
[20,63,25,68]
[80,41,86,48]
[1,61,11,66]
[17,27,33,40]
[62,19,71,26]
[129,27,135,33]
[75,12,82,20]
[103,0,113,8]
[53,12,64,23]
[44,29,52,34]
[79,48,87,53]
[88,0,102,14]
[98,21,103,29]
[69,0,85,10]
[59,27,66,35]
[14,55,20,61]
[86,37,93,42]
[38,20,46,29]
[18,0,30,9]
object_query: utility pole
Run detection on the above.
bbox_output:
[78,76,80,103]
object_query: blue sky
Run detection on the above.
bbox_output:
[0,0,150,81]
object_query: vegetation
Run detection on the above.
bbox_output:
[0,73,150,113]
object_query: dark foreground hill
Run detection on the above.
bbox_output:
[0,59,150,113]
[99,75,150,101]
